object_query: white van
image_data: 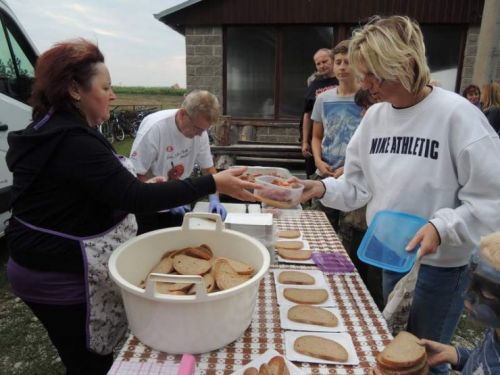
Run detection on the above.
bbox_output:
[0,0,38,235]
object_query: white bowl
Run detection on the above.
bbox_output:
[108,213,270,354]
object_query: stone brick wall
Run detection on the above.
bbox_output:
[459,26,480,93]
[460,24,500,93]
[185,26,223,103]
[255,126,300,144]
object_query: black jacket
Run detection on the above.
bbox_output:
[6,110,215,272]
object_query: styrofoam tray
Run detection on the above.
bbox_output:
[273,269,327,287]
[284,331,359,365]
[231,349,305,375]
[279,305,346,332]
[276,284,336,307]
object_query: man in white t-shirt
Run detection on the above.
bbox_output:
[130,90,226,234]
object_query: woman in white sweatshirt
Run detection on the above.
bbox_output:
[300,15,500,375]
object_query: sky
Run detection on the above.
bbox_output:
[6,0,187,87]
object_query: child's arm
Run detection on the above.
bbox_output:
[302,112,313,157]
[311,121,334,177]
[419,339,460,367]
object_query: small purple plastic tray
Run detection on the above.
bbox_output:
[312,252,355,273]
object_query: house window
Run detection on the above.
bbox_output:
[226,26,334,120]
[421,25,463,91]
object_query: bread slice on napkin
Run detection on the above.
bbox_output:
[294,335,348,362]
[278,271,315,285]
[283,288,328,304]
[277,230,301,239]
[277,249,312,261]
[275,241,303,250]
[287,305,338,327]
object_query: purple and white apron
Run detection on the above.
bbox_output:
[15,144,138,355]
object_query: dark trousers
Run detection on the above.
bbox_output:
[136,211,184,235]
[25,301,113,375]
[340,227,384,310]
[304,155,316,179]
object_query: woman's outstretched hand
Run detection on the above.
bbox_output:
[298,179,325,202]
[212,167,261,202]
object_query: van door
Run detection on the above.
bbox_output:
[0,5,37,234]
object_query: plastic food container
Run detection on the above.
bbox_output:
[253,175,304,209]
[231,165,293,181]
[108,213,270,354]
[357,210,427,273]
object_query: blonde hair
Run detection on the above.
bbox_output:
[182,90,221,124]
[481,82,500,111]
[349,15,430,95]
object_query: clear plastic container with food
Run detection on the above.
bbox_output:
[253,175,304,209]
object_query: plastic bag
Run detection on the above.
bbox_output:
[382,259,421,335]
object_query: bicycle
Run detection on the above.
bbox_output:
[129,107,157,138]
[99,121,114,143]
[108,110,126,141]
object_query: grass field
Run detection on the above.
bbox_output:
[112,93,184,112]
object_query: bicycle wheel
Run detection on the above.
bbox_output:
[114,122,125,141]
[100,122,114,143]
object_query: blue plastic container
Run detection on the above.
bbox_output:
[357,210,428,273]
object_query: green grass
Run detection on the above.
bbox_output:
[0,241,64,374]
[112,86,186,96]
[113,138,133,156]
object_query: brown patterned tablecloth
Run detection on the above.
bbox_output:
[108,210,391,375]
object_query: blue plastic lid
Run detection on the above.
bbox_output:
[357,210,428,273]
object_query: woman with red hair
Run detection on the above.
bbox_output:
[5,39,259,374]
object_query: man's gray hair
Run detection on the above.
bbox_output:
[181,90,221,124]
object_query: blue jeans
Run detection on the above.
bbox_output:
[383,264,470,375]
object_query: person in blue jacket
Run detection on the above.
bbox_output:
[419,232,500,375]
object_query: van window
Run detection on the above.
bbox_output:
[0,10,35,104]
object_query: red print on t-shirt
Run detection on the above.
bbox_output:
[167,161,184,180]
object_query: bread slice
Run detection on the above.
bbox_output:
[277,249,312,260]
[283,288,328,304]
[278,271,315,285]
[243,367,259,375]
[277,230,301,239]
[287,305,338,327]
[184,244,213,260]
[156,282,193,294]
[258,363,272,375]
[294,335,348,362]
[275,241,303,250]
[214,259,252,290]
[377,331,426,369]
[149,256,173,274]
[172,254,211,275]
[217,256,254,275]
[267,355,289,375]
[376,355,428,375]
